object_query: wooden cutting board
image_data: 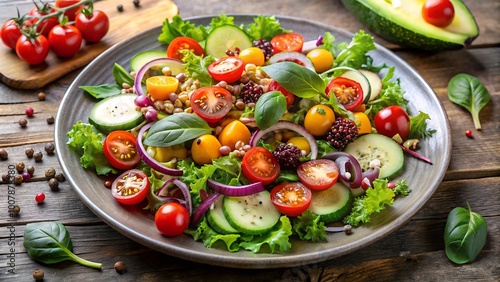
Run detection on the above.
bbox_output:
[0,0,178,89]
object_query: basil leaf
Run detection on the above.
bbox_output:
[23,222,102,269]
[444,203,487,264]
[79,84,122,99]
[144,113,212,147]
[112,63,134,86]
[262,62,326,98]
[447,73,491,130]
[254,91,287,129]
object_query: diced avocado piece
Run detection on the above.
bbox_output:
[341,0,479,51]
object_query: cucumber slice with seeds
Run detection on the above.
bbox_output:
[309,182,353,224]
[207,196,239,234]
[205,25,252,59]
[88,94,144,134]
[344,133,404,179]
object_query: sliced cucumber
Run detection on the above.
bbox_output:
[340,69,382,103]
[223,190,281,235]
[207,196,239,234]
[130,50,166,72]
[344,133,404,179]
[205,25,252,58]
[88,94,144,134]
[309,182,353,224]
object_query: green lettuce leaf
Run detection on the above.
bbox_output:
[244,15,291,41]
[239,216,293,253]
[292,210,327,242]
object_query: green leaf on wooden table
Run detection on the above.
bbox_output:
[444,203,488,264]
[79,84,122,99]
[254,91,287,129]
[144,113,212,147]
[447,73,491,130]
[23,222,102,269]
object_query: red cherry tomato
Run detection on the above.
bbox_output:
[155,202,190,236]
[111,169,150,205]
[297,159,339,191]
[270,182,312,217]
[75,9,109,43]
[207,56,245,83]
[270,33,304,54]
[190,86,233,124]
[241,147,280,186]
[48,24,82,58]
[28,6,58,37]
[15,34,49,65]
[1,20,22,50]
[55,0,83,21]
[268,80,295,107]
[325,77,364,111]
[422,0,455,27]
[167,36,205,60]
[374,105,411,140]
[103,131,141,170]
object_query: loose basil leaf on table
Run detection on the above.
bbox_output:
[254,90,287,129]
[443,203,488,264]
[447,73,491,130]
[23,222,102,269]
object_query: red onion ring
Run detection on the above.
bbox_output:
[158,179,192,215]
[191,192,221,225]
[322,151,363,188]
[134,57,184,97]
[206,179,265,197]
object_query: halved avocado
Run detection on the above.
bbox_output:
[341,0,479,51]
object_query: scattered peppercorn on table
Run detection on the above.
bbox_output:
[1,0,499,281]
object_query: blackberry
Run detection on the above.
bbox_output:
[273,144,302,170]
[253,39,273,61]
[326,117,358,150]
[240,81,264,104]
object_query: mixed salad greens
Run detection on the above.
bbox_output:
[67,14,435,253]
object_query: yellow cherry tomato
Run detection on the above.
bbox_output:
[191,134,222,165]
[154,145,188,162]
[238,47,265,66]
[287,136,310,155]
[304,104,335,136]
[218,120,251,150]
[306,48,334,73]
[146,75,179,100]
[353,112,372,135]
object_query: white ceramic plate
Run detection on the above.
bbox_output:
[55,15,451,269]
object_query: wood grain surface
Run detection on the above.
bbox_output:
[0,0,177,89]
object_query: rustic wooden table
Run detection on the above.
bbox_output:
[1,0,499,281]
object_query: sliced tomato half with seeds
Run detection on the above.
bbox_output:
[103,130,141,170]
[111,169,150,205]
[190,86,233,124]
[325,77,364,111]
[241,147,280,186]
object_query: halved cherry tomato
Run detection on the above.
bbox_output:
[270,33,304,54]
[167,36,205,60]
[190,86,233,124]
[207,56,245,83]
[270,182,312,217]
[374,105,410,140]
[268,80,295,107]
[297,159,339,191]
[422,0,455,28]
[111,169,150,205]
[103,130,141,170]
[325,77,364,111]
[241,147,280,185]
[146,75,179,100]
[155,202,190,236]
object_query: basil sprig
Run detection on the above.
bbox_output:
[254,91,287,129]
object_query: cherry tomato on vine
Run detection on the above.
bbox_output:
[28,6,58,37]
[241,147,280,186]
[422,0,455,27]
[155,202,190,237]
[297,159,339,191]
[111,169,150,205]
[190,86,233,124]
[15,34,49,65]
[166,36,205,60]
[207,56,245,83]
[75,8,110,43]
[1,19,22,50]
[271,33,304,54]
[270,182,312,217]
[268,80,295,108]
[103,130,141,170]
[374,105,410,140]
[55,0,83,21]
[48,24,82,58]
[325,77,364,111]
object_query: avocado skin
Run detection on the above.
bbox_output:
[341,0,477,51]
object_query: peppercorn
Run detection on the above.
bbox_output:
[35,192,45,204]
[22,172,31,182]
[0,148,8,160]
[19,118,28,128]
[133,0,140,8]
[45,143,55,155]
[9,204,20,216]
[47,116,55,124]
[14,175,23,185]
[25,147,34,158]
[38,91,46,101]
[343,224,352,235]
[114,261,125,273]
[55,173,66,182]
[117,4,124,12]
[26,107,34,117]
[465,129,473,138]
[45,167,56,180]
[27,165,35,176]
[49,178,59,191]
[2,173,9,182]
[16,162,25,173]
[33,151,43,162]
[33,268,44,280]
[104,180,112,188]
